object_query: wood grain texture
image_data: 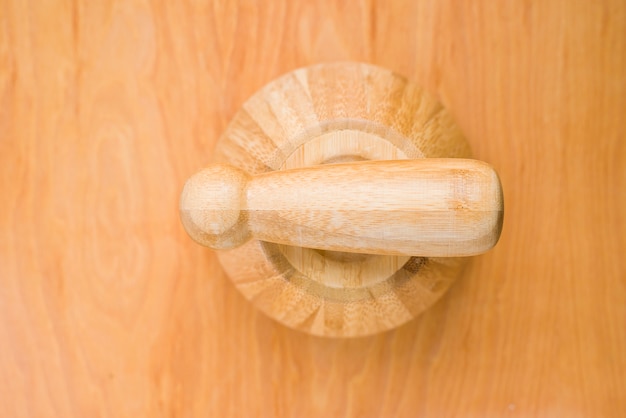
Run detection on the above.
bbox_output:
[1,0,625,416]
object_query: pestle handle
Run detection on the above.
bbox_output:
[179,159,503,257]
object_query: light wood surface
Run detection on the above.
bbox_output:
[1,0,625,416]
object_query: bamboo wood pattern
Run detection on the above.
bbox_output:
[1,0,625,416]
[180,159,503,256]
[204,62,475,337]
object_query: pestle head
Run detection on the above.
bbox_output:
[179,164,250,249]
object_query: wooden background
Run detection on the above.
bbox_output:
[1,0,625,416]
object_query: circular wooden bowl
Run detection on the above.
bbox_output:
[211,62,471,337]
